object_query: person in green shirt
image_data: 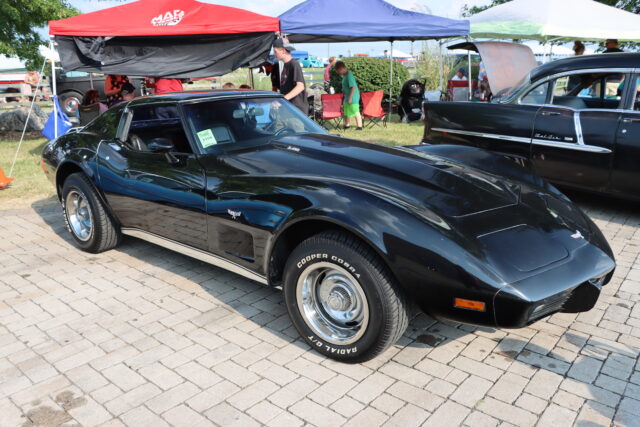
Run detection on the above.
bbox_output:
[335,61,363,130]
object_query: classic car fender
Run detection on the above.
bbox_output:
[266,181,508,324]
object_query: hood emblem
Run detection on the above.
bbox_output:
[227,209,241,220]
[571,230,584,239]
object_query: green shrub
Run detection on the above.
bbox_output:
[329,57,409,97]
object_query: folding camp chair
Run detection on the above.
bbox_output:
[319,93,343,129]
[361,90,386,128]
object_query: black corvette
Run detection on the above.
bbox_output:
[42,90,615,362]
[424,42,640,201]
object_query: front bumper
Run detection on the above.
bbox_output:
[493,242,615,328]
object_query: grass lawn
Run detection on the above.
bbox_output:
[333,115,423,147]
[0,137,56,209]
[0,115,423,210]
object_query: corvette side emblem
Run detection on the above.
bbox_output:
[227,209,241,220]
[571,230,584,239]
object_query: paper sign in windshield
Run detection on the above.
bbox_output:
[197,129,217,148]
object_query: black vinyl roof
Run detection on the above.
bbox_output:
[531,52,640,81]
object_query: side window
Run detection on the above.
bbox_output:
[521,82,549,105]
[551,73,625,109]
[553,76,571,97]
[635,76,640,111]
[83,104,125,139]
[125,104,192,153]
[622,74,640,111]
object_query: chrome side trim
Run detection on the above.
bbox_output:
[121,228,268,285]
[531,139,612,153]
[431,127,530,144]
[573,111,584,145]
[431,126,612,153]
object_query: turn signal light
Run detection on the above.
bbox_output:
[454,298,486,312]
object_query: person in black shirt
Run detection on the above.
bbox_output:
[603,39,624,53]
[273,38,309,114]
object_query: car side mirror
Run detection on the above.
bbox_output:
[147,138,174,153]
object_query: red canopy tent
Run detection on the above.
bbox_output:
[48,0,280,78]
[49,0,279,37]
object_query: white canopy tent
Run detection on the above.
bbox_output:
[389,49,414,59]
[470,0,640,42]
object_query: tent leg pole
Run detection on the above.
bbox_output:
[248,68,255,88]
[467,49,472,101]
[50,37,58,139]
[388,40,393,124]
[438,40,443,92]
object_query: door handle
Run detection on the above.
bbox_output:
[622,118,640,123]
[541,111,561,116]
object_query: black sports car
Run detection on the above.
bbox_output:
[423,42,640,201]
[42,90,615,362]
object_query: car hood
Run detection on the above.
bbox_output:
[448,41,538,98]
[221,133,521,218]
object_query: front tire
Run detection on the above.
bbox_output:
[61,173,121,253]
[283,231,408,363]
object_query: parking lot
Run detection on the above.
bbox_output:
[1,194,639,427]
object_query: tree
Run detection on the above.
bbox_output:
[0,0,78,70]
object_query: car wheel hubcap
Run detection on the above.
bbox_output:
[66,190,92,241]
[297,262,369,345]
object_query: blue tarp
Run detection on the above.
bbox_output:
[279,0,469,43]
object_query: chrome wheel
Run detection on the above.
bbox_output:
[296,262,369,345]
[65,190,93,242]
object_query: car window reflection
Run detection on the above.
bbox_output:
[183,98,327,154]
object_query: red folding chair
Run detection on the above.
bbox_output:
[361,90,386,128]
[447,80,478,101]
[319,94,343,129]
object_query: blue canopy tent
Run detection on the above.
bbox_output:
[279,0,470,114]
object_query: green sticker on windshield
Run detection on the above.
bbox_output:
[197,129,217,148]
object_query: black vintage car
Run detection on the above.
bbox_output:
[423,42,640,202]
[42,90,615,362]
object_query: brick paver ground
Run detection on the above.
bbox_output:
[1,194,639,427]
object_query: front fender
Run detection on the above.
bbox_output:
[269,182,506,321]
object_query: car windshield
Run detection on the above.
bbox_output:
[183,97,327,153]
[495,72,531,103]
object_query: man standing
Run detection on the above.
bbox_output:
[603,39,624,53]
[152,78,184,94]
[273,38,308,114]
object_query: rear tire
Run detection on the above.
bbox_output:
[61,173,121,253]
[283,231,408,363]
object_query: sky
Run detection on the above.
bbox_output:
[60,0,493,58]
